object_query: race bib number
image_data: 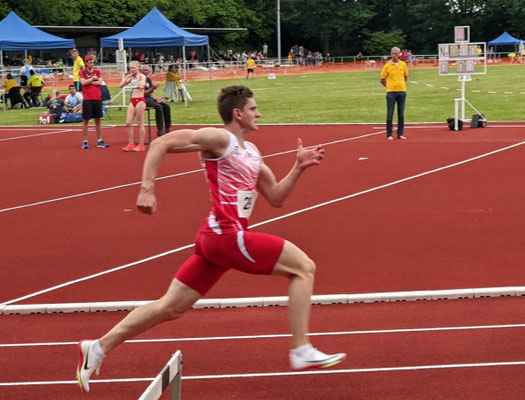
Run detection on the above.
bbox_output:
[237,190,257,219]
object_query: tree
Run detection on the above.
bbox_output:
[280,0,375,55]
[362,29,406,55]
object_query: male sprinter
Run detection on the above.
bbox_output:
[77,85,346,392]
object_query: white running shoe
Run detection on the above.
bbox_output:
[77,340,103,392]
[290,345,346,370]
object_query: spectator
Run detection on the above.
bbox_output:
[79,55,109,149]
[2,73,21,108]
[47,90,67,114]
[65,84,83,112]
[142,65,171,137]
[246,56,255,79]
[164,64,181,102]
[71,49,85,92]
[24,69,45,107]
[120,61,147,152]
[4,73,27,108]
[19,58,34,87]
[380,47,408,140]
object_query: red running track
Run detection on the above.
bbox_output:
[2,298,525,399]
[1,122,525,399]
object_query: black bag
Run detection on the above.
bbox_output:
[447,118,463,131]
[470,114,487,128]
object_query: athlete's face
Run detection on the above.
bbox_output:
[238,97,260,131]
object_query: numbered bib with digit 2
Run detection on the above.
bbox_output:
[237,190,257,218]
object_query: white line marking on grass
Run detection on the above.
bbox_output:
[4,140,525,304]
[2,361,525,386]
[3,323,524,348]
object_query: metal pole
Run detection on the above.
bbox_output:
[277,0,281,65]
[207,44,212,100]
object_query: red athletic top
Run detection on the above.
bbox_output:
[201,130,260,234]
[79,68,102,100]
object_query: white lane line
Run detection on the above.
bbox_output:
[0,169,202,213]
[250,140,525,229]
[0,130,384,214]
[1,243,194,305]
[2,323,525,348]
[0,129,74,142]
[4,140,525,305]
[2,361,525,386]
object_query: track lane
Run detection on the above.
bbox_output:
[2,125,525,303]
[2,298,525,399]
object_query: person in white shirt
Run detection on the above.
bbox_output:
[65,84,83,113]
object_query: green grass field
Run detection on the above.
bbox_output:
[1,64,524,126]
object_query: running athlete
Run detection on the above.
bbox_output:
[120,61,147,152]
[77,85,346,393]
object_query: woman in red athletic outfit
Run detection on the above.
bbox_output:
[120,61,147,152]
[77,86,346,393]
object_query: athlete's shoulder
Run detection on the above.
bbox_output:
[245,140,261,154]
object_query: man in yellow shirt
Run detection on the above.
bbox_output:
[246,56,255,79]
[71,48,85,92]
[24,69,45,107]
[380,47,408,140]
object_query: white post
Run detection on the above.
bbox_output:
[461,78,466,121]
[207,44,212,99]
[277,0,281,65]
[183,46,187,82]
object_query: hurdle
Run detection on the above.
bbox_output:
[138,350,182,400]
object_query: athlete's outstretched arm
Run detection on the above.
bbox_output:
[257,138,325,208]
[137,128,229,215]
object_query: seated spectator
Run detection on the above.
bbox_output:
[24,69,45,107]
[47,90,67,114]
[142,65,171,136]
[65,84,83,112]
[2,73,21,108]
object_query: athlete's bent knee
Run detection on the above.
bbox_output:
[299,257,316,281]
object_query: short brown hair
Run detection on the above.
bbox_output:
[217,86,254,124]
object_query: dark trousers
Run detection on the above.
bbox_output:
[23,90,41,107]
[386,91,406,137]
[146,97,171,133]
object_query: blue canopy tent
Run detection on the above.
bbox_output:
[0,11,74,63]
[0,11,75,110]
[100,7,208,48]
[100,7,210,105]
[100,7,209,74]
[488,31,522,47]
